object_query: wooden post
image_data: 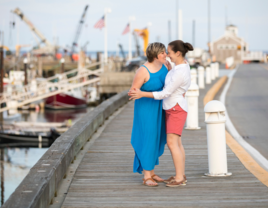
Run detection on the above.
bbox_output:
[0,149,4,205]
[24,58,28,85]
[0,46,3,123]
[0,47,3,95]
[61,58,65,74]
[38,57,43,77]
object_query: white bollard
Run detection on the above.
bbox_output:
[206,67,211,84]
[215,62,219,78]
[185,83,201,130]
[198,66,205,89]
[190,69,197,84]
[204,100,232,176]
[210,63,215,80]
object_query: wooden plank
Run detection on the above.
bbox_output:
[61,79,268,208]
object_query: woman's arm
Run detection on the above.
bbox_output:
[164,60,172,71]
[129,66,148,91]
[128,88,153,100]
[128,88,185,100]
[152,71,184,100]
[129,70,185,100]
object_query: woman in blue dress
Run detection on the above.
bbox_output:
[130,42,171,186]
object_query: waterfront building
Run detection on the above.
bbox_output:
[209,25,248,64]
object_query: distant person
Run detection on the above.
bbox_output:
[130,42,171,186]
[129,40,193,187]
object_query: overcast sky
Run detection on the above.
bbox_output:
[0,0,267,52]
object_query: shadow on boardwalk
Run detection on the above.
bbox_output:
[61,79,268,208]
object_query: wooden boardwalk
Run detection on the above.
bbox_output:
[61,80,268,208]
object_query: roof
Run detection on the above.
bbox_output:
[226,24,237,28]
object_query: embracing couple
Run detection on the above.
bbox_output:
[128,40,193,187]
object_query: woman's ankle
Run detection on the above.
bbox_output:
[174,175,184,181]
[144,173,152,179]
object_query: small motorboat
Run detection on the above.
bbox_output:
[0,127,60,143]
[45,88,87,110]
[12,121,70,133]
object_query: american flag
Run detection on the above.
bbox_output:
[94,16,105,30]
[122,23,130,35]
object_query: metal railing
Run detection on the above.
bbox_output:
[0,62,103,113]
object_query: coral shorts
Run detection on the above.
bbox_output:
[165,104,187,136]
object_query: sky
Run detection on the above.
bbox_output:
[0,0,268,53]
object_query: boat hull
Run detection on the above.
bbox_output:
[0,133,51,143]
[45,93,87,110]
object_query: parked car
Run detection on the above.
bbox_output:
[122,56,147,72]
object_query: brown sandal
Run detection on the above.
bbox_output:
[143,178,158,187]
[166,179,186,187]
[151,174,164,182]
[164,175,187,184]
[163,176,175,184]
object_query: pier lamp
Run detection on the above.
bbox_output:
[60,58,65,74]
[23,58,28,85]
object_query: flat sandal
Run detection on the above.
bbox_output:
[142,178,158,187]
[151,174,164,182]
[164,175,187,184]
[166,179,186,187]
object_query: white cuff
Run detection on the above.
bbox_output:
[152,91,161,100]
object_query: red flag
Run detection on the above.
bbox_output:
[94,16,105,30]
[122,23,130,35]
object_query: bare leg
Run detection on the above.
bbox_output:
[167,133,184,182]
[178,136,185,175]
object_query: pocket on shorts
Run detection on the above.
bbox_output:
[166,104,180,114]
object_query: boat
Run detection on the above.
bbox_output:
[45,86,98,110]
[12,121,70,133]
[3,111,21,123]
[0,127,60,143]
[45,88,87,109]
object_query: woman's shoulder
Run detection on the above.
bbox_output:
[136,63,148,72]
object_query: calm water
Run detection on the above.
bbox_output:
[0,106,94,205]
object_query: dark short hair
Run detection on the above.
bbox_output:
[168,40,194,57]
[146,42,166,63]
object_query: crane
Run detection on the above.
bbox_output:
[134,28,149,55]
[12,8,52,47]
[15,44,31,57]
[132,32,141,57]
[70,5,89,61]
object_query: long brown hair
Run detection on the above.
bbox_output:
[168,40,193,57]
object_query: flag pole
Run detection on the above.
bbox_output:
[104,8,111,63]
[128,21,131,60]
[128,16,135,60]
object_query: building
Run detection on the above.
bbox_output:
[210,25,248,64]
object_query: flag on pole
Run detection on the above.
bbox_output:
[94,16,105,30]
[122,23,130,35]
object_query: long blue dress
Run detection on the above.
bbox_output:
[131,64,168,174]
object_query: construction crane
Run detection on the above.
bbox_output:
[134,28,149,55]
[15,44,31,57]
[12,8,51,46]
[0,45,11,55]
[118,43,126,61]
[12,8,55,55]
[132,32,141,57]
[70,5,89,61]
